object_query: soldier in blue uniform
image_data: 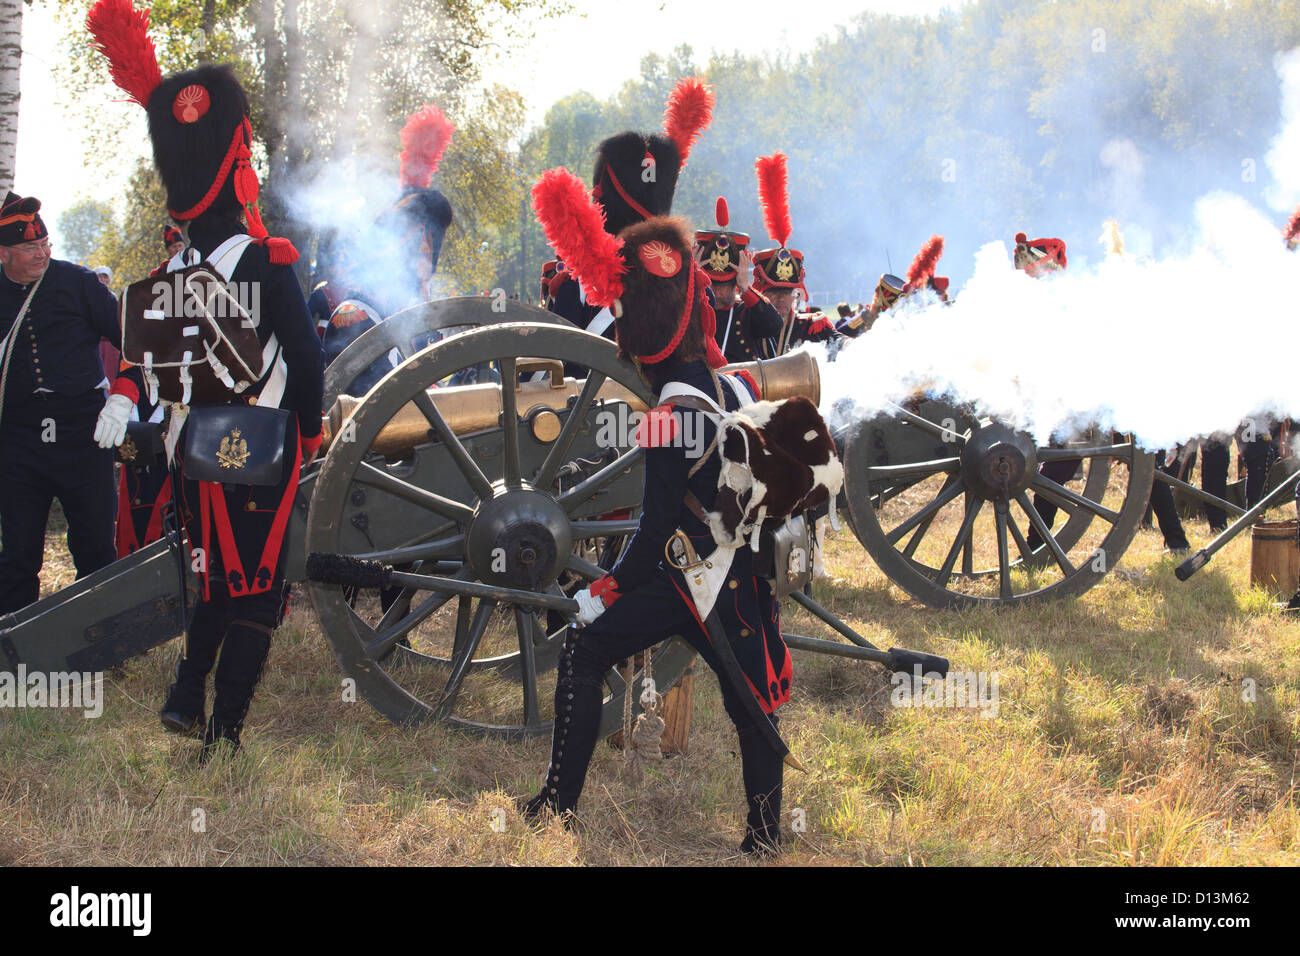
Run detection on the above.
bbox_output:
[695,196,786,362]
[0,191,121,612]
[320,105,455,397]
[88,2,325,755]
[522,212,790,855]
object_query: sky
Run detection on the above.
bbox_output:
[13,0,956,232]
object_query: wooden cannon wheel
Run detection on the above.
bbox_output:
[321,296,570,412]
[306,320,694,738]
[841,401,1155,608]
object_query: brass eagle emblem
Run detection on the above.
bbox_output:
[119,434,138,463]
[217,427,250,470]
[774,257,796,281]
[708,247,732,273]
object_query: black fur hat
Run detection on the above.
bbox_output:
[380,186,454,276]
[591,132,682,238]
[145,64,250,220]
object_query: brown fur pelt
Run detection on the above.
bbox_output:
[707,396,844,549]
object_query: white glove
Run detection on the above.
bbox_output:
[573,588,606,626]
[94,394,135,449]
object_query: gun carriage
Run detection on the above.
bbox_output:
[2,296,1287,739]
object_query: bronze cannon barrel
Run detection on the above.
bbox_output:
[320,348,820,458]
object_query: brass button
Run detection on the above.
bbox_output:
[245,502,257,511]
[728,580,738,590]
[739,628,751,637]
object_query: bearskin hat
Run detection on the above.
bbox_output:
[144,64,249,220]
[592,132,682,238]
[88,0,296,262]
[590,77,715,238]
[614,217,709,363]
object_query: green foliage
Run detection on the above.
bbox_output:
[54,197,114,266]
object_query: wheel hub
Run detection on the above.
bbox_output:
[960,422,1038,500]
[466,485,572,589]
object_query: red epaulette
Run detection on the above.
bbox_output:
[635,403,679,448]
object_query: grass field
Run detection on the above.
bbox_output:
[1,481,1298,867]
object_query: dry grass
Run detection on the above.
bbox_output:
[3,469,1299,866]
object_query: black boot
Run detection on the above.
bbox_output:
[202,619,272,757]
[522,629,604,822]
[738,715,784,856]
[160,611,222,737]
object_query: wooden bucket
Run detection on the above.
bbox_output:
[1249,519,1299,595]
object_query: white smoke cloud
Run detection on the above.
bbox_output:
[1266,47,1300,212]
[817,47,1300,452]
[820,192,1299,450]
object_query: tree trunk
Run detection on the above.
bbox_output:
[0,0,23,195]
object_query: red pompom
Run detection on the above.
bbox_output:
[531,167,626,308]
[715,196,729,228]
[1014,232,1027,244]
[663,77,714,168]
[399,104,455,190]
[905,234,945,291]
[755,152,792,247]
[87,0,163,108]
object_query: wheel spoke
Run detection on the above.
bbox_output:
[1032,474,1120,524]
[499,357,521,487]
[1038,444,1132,461]
[364,568,473,659]
[558,446,643,512]
[885,403,967,444]
[1006,507,1035,564]
[566,552,609,581]
[994,498,1012,601]
[865,457,961,481]
[962,494,974,576]
[410,388,494,500]
[534,371,607,490]
[935,495,982,589]
[885,474,963,546]
[515,606,541,727]
[354,534,465,564]
[355,460,476,524]
[434,598,496,718]
[570,518,640,539]
[1015,491,1075,576]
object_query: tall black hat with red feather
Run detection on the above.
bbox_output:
[591,78,715,237]
[87,0,297,263]
[694,197,749,281]
[376,104,455,276]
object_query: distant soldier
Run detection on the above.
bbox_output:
[545,77,715,361]
[695,195,785,362]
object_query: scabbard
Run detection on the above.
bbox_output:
[696,602,804,772]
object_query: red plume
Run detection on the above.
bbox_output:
[399,104,455,190]
[715,196,729,228]
[1284,202,1300,246]
[755,152,791,247]
[532,168,626,308]
[905,234,945,291]
[662,77,714,168]
[86,0,163,108]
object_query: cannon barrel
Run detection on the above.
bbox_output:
[320,349,820,459]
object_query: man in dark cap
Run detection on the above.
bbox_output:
[0,191,121,612]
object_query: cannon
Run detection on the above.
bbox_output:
[8,295,1273,740]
